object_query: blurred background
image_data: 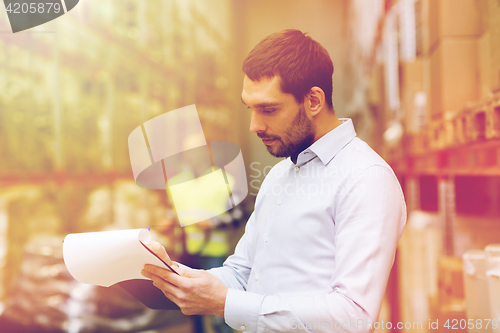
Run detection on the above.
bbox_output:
[0,0,500,332]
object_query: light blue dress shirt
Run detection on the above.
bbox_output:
[207,118,407,332]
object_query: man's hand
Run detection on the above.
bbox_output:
[141,264,228,317]
[143,241,227,317]
[145,240,178,269]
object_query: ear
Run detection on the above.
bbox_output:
[306,87,325,117]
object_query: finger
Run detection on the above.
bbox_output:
[143,263,182,275]
[141,268,177,293]
[143,264,170,277]
[144,264,185,287]
[143,270,181,300]
[165,265,193,279]
[146,241,173,265]
[169,264,180,275]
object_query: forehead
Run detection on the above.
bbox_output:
[241,75,292,106]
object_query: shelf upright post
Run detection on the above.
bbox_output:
[51,20,64,184]
[438,175,456,256]
[405,177,420,213]
[104,56,115,228]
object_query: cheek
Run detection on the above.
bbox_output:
[271,120,293,139]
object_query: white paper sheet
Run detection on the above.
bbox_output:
[62,229,167,287]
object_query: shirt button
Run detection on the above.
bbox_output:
[240,325,246,331]
[264,237,269,242]
[277,200,282,205]
[295,166,300,172]
[255,275,259,281]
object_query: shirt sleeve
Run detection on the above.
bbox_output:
[207,212,256,290]
[217,165,407,333]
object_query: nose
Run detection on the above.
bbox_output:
[249,110,266,133]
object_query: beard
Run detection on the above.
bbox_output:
[258,105,316,160]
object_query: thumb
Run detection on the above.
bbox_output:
[146,240,173,265]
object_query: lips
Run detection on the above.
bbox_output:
[262,138,276,145]
[258,133,278,145]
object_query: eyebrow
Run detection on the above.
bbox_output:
[240,97,281,108]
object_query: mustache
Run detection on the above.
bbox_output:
[257,133,280,140]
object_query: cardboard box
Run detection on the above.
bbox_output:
[476,0,491,36]
[398,211,442,328]
[429,294,467,333]
[429,39,479,120]
[428,0,481,52]
[401,59,425,133]
[488,0,500,91]
[478,32,492,97]
[438,256,465,306]
[463,250,494,333]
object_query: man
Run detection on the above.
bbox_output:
[142,29,406,333]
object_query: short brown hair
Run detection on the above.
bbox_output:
[242,29,334,109]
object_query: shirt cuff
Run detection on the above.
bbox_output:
[225,289,264,332]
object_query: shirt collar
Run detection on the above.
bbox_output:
[295,118,357,166]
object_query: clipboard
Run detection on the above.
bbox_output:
[118,279,180,310]
[63,229,182,310]
[117,241,181,310]
[139,240,180,276]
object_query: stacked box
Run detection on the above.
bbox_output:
[438,256,464,306]
[428,0,481,52]
[474,0,500,97]
[485,244,500,333]
[401,59,424,133]
[478,32,493,97]
[428,256,466,332]
[398,210,442,332]
[463,250,494,333]
[427,0,482,120]
[429,39,479,120]
[489,0,500,92]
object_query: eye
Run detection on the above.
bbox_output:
[262,109,275,113]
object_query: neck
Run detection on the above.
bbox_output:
[290,111,341,164]
[313,111,341,143]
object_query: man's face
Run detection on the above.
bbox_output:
[241,75,316,160]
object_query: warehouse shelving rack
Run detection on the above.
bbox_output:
[386,91,500,258]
